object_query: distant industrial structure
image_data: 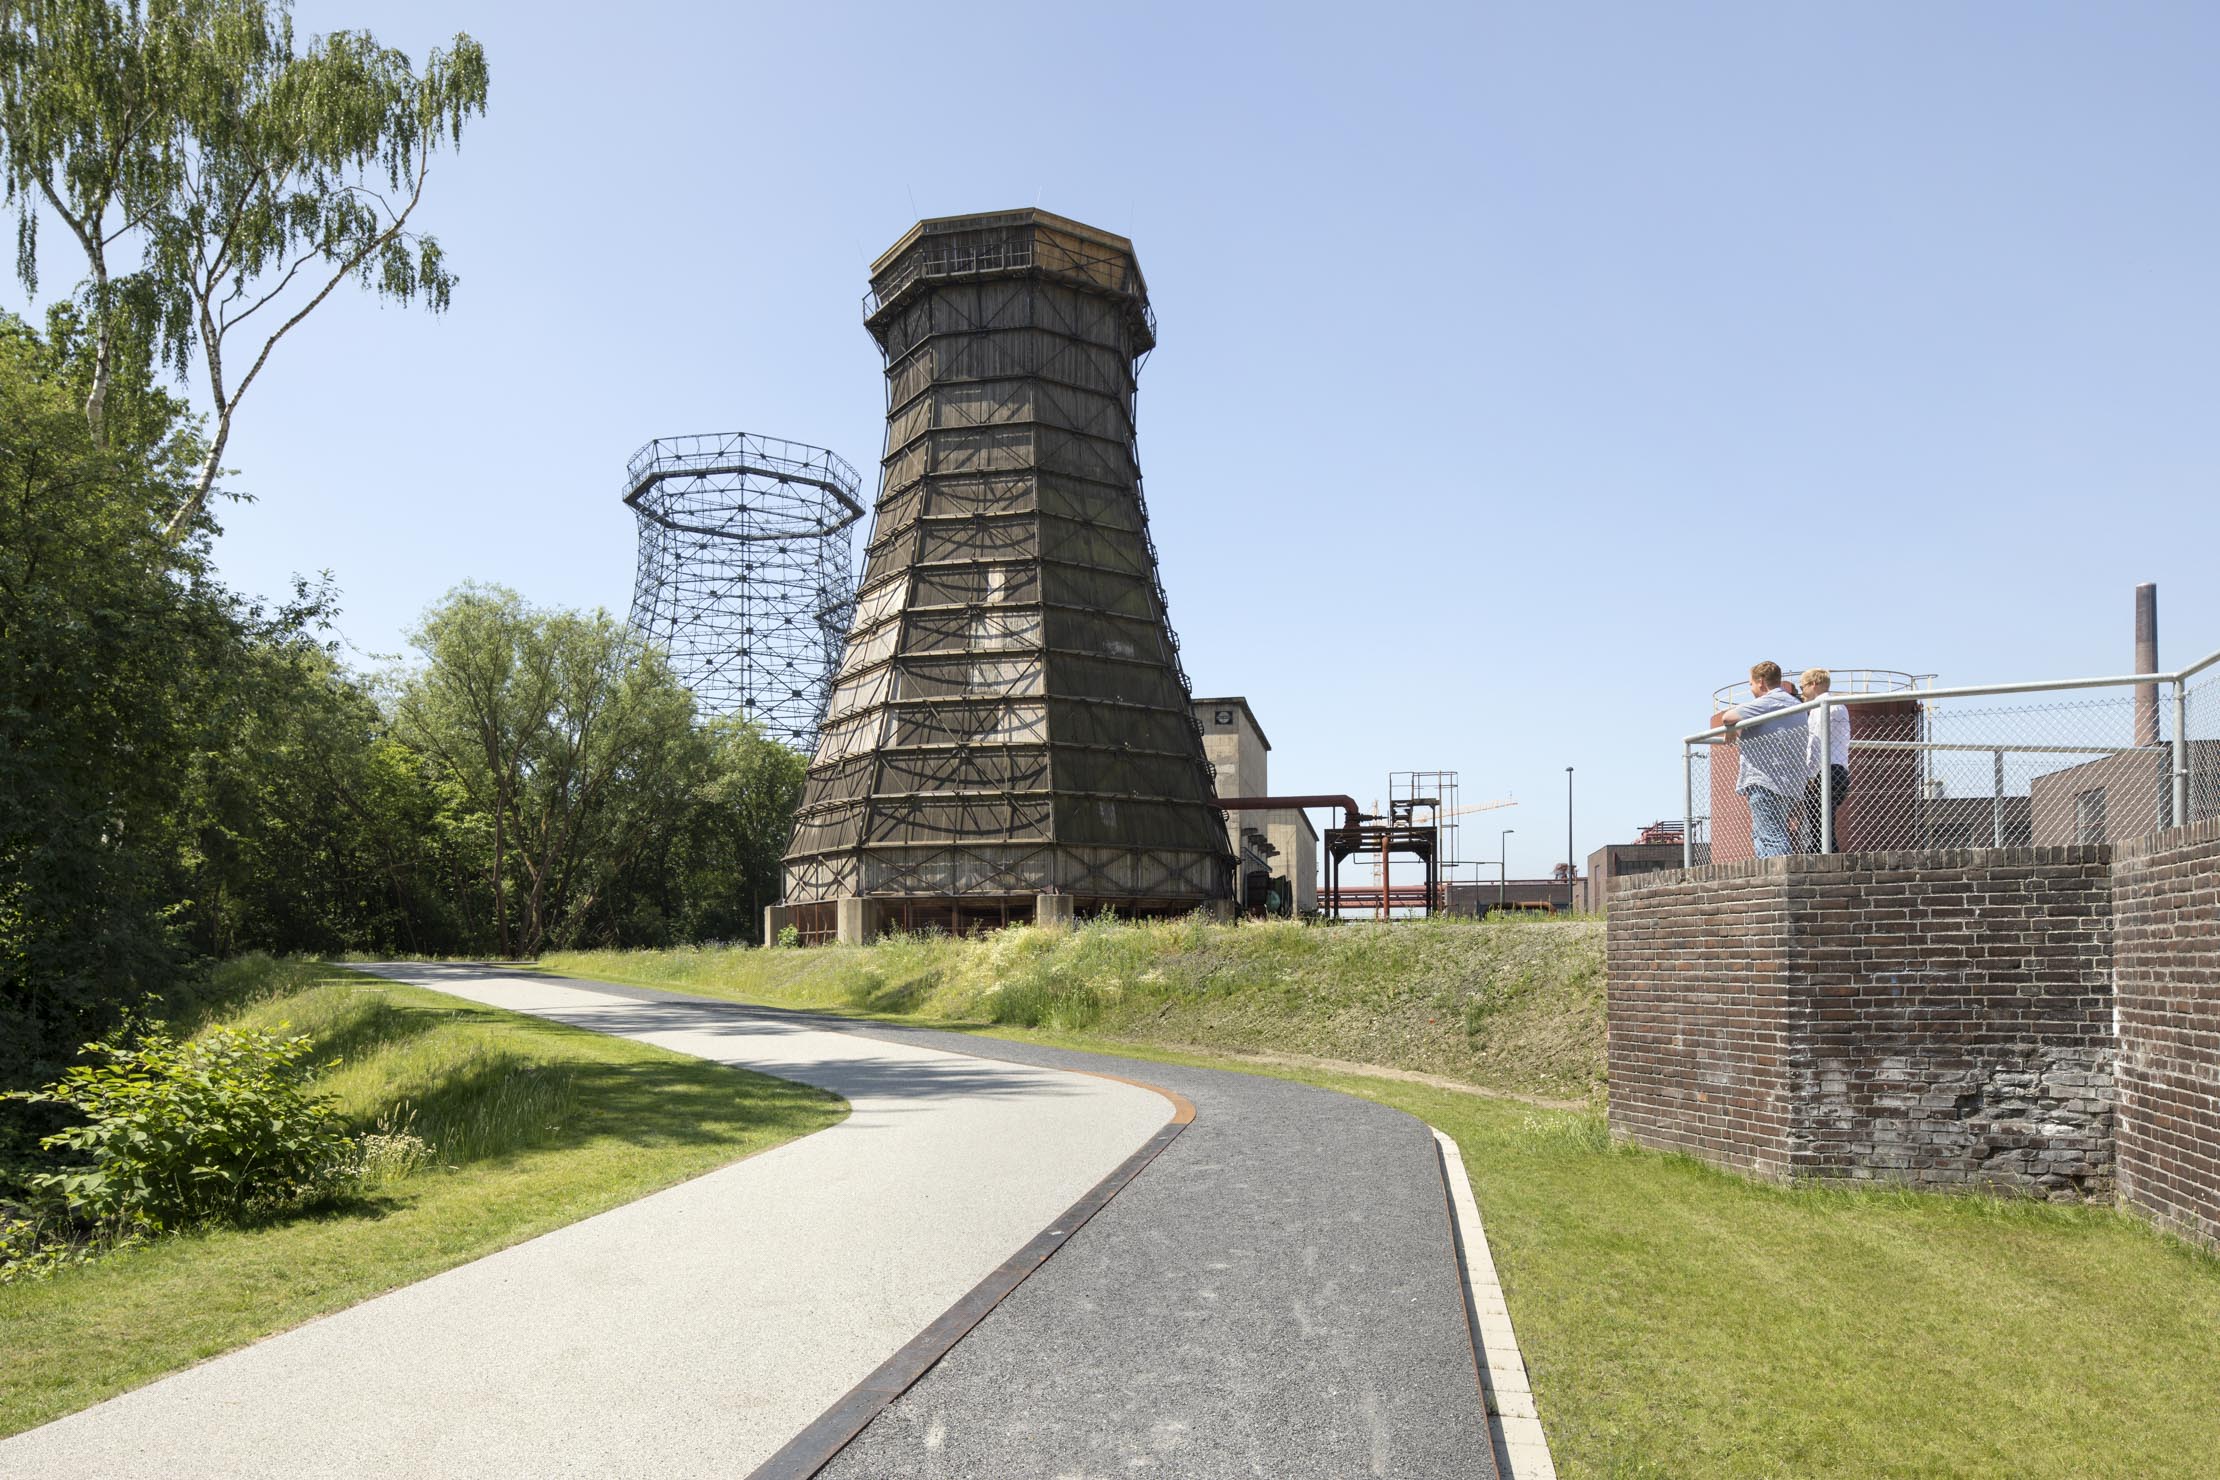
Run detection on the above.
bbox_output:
[1312,773,1521,919]
[1580,821,1702,913]
[1193,697,1316,915]
[773,210,1234,943]
[624,433,863,751]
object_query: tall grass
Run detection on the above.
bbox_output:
[547,913,1607,1102]
[193,958,588,1176]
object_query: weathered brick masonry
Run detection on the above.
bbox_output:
[1605,866,1794,1177]
[2113,818,2220,1247]
[1609,848,2117,1200]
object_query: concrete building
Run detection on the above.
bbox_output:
[2031,742,2220,844]
[1585,824,1709,913]
[1193,697,1318,914]
[1445,881,1580,916]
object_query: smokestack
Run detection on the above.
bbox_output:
[2135,582,2160,747]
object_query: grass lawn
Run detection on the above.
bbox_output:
[530,950,2220,1479]
[0,957,845,1438]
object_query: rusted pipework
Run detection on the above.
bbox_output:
[1212,795,1368,826]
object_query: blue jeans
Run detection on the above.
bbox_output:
[1745,787,1795,858]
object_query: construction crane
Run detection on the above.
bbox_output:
[1373,797,1514,823]
[1437,798,1516,820]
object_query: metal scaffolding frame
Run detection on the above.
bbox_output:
[624,432,864,751]
[781,209,1233,919]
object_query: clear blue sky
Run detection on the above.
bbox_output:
[12,2,2218,881]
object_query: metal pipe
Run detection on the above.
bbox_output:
[1213,795,1365,826]
[1682,664,2220,747]
[2177,645,2220,683]
[1847,740,2132,755]
[1820,700,1835,854]
[1683,747,1695,867]
[1684,644,2220,748]
[2174,678,2191,829]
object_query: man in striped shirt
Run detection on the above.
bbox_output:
[1720,661,1807,858]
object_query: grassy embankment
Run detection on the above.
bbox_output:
[0,957,844,1438]
[546,919,2220,1478]
[549,913,1607,1104]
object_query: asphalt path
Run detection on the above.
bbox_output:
[0,965,1171,1480]
[2,964,1499,1479]
[812,1016,1499,1480]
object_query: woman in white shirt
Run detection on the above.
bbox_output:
[1801,668,1852,852]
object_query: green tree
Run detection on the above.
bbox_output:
[0,0,186,442]
[685,718,805,942]
[600,717,806,946]
[0,0,488,531]
[0,310,216,1092]
[393,587,701,957]
[182,635,474,958]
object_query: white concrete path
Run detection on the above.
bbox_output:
[0,965,1173,1479]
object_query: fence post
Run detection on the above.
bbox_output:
[1992,748,2006,846]
[2175,678,2191,829]
[1819,699,1835,855]
[1683,744,1695,867]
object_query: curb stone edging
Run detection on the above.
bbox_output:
[1435,1127,1557,1480]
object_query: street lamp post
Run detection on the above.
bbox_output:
[1464,859,1498,916]
[1566,767,1575,915]
[1498,828,1515,914]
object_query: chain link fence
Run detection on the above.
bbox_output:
[1684,648,2220,863]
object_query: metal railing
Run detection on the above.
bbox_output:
[1681,645,2220,865]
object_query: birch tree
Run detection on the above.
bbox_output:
[0,0,187,443]
[148,15,486,539]
[0,0,486,532]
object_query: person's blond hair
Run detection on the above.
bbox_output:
[1751,661,1782,686]
[1801,667,1831,695]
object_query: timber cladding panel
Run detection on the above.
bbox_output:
[781,209,1233,912]
[1609,849,2117,1199]
[2113,818,2220,1247]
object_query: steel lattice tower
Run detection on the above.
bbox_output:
[778,210,1234,935]
[624,433,863,750]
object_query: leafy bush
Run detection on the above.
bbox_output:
[0,1207,135,1284]
[7,1021,356,1233]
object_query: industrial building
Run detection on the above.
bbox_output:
[1584,821,1704,912]
[2031,743,2220,844]
[1444,879,1583,915]
[1193,697,1317,915]
[773,210,1235,944]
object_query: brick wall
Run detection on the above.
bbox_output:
[1609,848,2116,1199]
[1782,850,2114,1198]
[2113,818,2220,1248]
[1607,863,1795,1177]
